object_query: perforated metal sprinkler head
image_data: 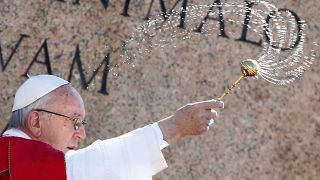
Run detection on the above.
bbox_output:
[217,59,259,101]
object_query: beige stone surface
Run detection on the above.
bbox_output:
[0,0,319,179]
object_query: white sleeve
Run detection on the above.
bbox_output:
[151,123,169,150]
[65,123,169,180]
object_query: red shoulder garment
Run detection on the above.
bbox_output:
[0,137,66,180]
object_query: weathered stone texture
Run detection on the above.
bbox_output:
[0,0,319,179]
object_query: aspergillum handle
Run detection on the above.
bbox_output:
[217,74,245,101]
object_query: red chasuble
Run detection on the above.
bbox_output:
[0,137,66,180]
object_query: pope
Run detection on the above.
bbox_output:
[0,74,224,180]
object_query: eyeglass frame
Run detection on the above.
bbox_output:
[33,109,87,131]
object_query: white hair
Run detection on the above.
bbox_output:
[6,91,55,130]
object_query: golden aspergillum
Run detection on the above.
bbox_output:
[217,59,259,101]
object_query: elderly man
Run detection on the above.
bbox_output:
[0,74,223,180]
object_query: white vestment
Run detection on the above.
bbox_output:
[3,123,169,180]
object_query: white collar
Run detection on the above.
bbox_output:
[2,128,31,139]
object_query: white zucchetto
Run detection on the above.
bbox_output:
[12,75,69,112]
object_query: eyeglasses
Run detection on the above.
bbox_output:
[33,109,87,131]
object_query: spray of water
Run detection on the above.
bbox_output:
[117,1,317,86]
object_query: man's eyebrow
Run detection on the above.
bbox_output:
[68,113,83,118]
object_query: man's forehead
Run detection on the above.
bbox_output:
[46,86,85,112]
[50,85,82,101]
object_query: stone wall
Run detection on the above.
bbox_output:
[0,0,319,179]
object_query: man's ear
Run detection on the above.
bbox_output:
[25,111,42,137]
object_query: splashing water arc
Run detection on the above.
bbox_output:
[117,1,317,96]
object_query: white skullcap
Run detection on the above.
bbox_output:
[12,75,69,112]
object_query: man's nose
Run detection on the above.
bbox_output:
[75,125,86,140]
